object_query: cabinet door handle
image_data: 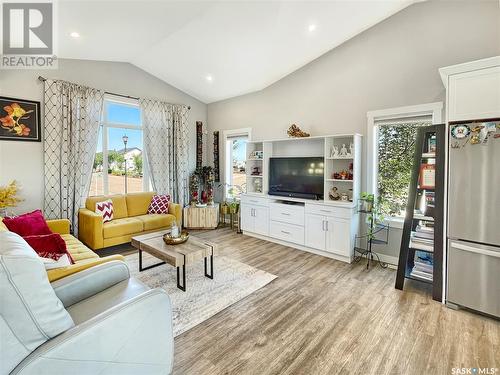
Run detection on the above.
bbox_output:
[320,209,331,213]
[281,230,291,235]
[281,212,291,216]
[325,221,329,231]
[253,208,256,217]
[322,220,326,231]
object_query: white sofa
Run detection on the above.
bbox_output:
[0,231,174,375]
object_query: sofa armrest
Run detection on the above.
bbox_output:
[51,260,130,307]
[46,219,71,235]
[78,208,103,250]
[11,289,174,375]
[168,203,182,226]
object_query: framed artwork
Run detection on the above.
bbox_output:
[0,96,41,142]
[419,164,436,189]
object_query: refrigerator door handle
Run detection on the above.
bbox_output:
[451,241,500,258]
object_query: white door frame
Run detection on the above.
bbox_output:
[222,127,252,198]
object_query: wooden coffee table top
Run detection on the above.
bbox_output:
[131,230,216,267]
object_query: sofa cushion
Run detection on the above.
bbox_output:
[126,191,156,217]
[0,231,75,374]
[0,218,8,231]
[134,214,176,231]
[2,209,52,236]
[61,234,100,262]
[103,217,143,239]
[86,195,128,219]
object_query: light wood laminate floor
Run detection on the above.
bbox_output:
[172,228,499,375]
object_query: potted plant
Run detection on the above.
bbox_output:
[359,192,374,212]
[220,201,228,215]
[0,180,22,217]
[365,196,385,241]
[229,201,239,214]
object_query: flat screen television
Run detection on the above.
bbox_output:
[269,157,324,200]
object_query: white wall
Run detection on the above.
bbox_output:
[206,0,500,261]
[0,59,207,214]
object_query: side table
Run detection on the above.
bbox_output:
[183,203,219,229]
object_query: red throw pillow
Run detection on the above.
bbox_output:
[147,194,170,214]
[23,233,75,264]
[3,209,52,236]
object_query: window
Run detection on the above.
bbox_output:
[223,129,251,198]
[376,117,432,217]
[225,136,247,197]
[367,103,442,222]
[89,96,149,196]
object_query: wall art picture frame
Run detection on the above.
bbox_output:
[0,96,41,142]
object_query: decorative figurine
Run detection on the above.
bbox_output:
[331,145,339,158]
[349,143,354,157]
[254,178,262,193]
[251,166,261,176]
[287,124,310,138]
[329,186,340,201]
[340,144,348,157]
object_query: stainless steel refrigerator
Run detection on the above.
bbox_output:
[447,120,500,318]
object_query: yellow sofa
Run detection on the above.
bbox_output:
[0,217,124,282]
[79,192,181,250]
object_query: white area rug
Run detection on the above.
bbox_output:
[126,252,277,337]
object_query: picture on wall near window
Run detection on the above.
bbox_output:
[0,96,41,142]
[419,164,436,189]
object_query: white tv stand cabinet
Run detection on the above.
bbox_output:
[241,134,362,263]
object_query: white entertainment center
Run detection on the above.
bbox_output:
[241,134,362,263]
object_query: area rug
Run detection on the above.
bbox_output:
[126,252,277,337]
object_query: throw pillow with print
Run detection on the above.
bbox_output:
[95,199,114,222]
[147,194,170,214]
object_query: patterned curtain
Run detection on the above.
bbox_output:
[43,79,104,234]
[140,99,189,207]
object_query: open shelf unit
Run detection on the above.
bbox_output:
[395,124,445,302]
[245,134,362,205]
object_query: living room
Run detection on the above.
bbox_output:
[0,0,499,374]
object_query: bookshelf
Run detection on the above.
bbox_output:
[395,124,445,302]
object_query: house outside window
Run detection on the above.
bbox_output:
[89,96,149,196]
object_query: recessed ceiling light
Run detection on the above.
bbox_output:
[70,32,80,38]
[308,24,317,32]
[206,75,213,82]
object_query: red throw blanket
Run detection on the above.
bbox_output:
[23,234,75,264]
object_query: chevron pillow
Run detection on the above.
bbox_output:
[95,199,114,222]
[147,194,170,214]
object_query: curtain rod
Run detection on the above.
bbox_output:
[38,76,191,110]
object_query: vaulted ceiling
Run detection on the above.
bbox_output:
[58,0,419,103]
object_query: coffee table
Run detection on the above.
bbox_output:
[131,230,216,291]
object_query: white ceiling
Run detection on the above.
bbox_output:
[58,0,419,103]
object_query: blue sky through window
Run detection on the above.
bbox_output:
[96,102,142,151]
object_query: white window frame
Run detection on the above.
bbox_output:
[222,127,252,198]
[99,94,149,195]
[366,102,443,228]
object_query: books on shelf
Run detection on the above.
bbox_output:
[410,251,433,282]
[410,239,434,252]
